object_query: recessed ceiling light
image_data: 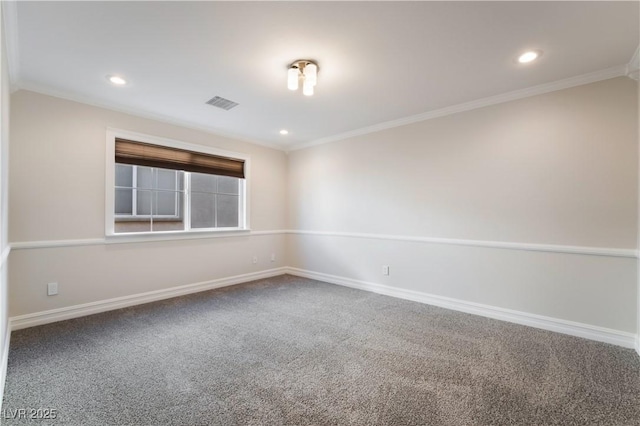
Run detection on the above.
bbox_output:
[279,129,289,135]
[517,50,542,64]
[108,75,127,85]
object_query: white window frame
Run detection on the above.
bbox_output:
[106,128,250,239]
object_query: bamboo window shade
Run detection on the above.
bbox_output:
[115,138,245,179]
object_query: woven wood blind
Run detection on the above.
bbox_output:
[115,138,245,179]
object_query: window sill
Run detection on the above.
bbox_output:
[105,228,252,245]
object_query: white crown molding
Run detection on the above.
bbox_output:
[626,44,639,81]
[11,64,629,155]
[1,0,20,91]
[288,230,638,258]
[9,267,288,330]
[286,267,637,349]
[10,60,631,155]
[14,82,287,152]
[288,65,628,152]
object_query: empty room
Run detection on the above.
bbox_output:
[0,1,638,424]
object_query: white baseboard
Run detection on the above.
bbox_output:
[285,267,638,349]
[9,267,288,330]
[0,327,11,412]
[7,265,638,351]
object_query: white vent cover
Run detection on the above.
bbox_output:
[205,96,239,111]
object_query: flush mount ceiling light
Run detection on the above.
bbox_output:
[517,50,542,64]
[279,129,289,135]
[107,75,127,85]
[287,60,319,96]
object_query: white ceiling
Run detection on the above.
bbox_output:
[6,1,639,151]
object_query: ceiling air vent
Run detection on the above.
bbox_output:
[205,96,239,111]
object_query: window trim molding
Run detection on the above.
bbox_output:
[105,128,251,237]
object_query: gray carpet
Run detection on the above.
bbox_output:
[3,275,640,425]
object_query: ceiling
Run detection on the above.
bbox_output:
[6,1,639,151]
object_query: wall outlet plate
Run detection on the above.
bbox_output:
[382,265,390,276]
[47,282,58,296]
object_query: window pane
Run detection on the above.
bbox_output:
[154,191,178,216]
[115,164,133,187]
[156,169,179,191]
[137,167,153,189]
[217,194,239,227]
[191,173,217,193]
[152,192,184,232]
[115,188,133,214]
[190,192,215,228]
[217,176,239,195]
[137,190,152,215]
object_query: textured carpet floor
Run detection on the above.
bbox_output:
[3,275,640,425]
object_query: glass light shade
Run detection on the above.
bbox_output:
[304,63,317,86]
[303,80,314,96]
[287,67,299,90]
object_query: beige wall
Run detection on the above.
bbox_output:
[6,76,640,337]
[0,3,11,400]
[289,78,638,248]
[10,236,286,316]
[288,77,639,332]
[10,91,287,242]
[288,234,637,332]
[8,91,288,316]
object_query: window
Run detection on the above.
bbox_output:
[106,130,249,236]
[114,165,185,233]
[189,172,241,229]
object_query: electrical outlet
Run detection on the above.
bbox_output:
[271,253,276,262]
[382,265,390,276]
[252,255,258,264]
[47,282,58,296]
